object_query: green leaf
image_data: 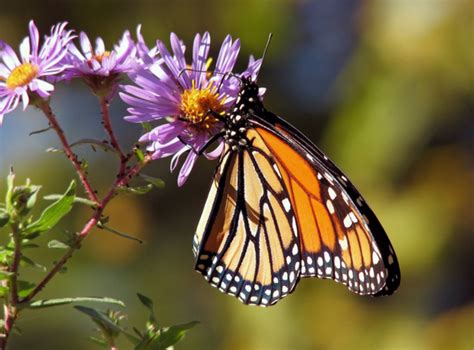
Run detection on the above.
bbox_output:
[137,293,154,314]
[88,336,109,348]
[137,293,157,334]
[29,126,52,136]
[17,280,36,298]
[70,138,117,154]
[149,322,199,350]
[75,306,123,334]
[117,184,153,195]
[10,183,41,217]
[25,185,41,213]
[0,285,9,297]
[134,147,145,163]
[43,194,97,207]
[20,256,46,271]
[47,240,70,249]
[141,122,152,133]
[0,271,14,280]
[5,167,15,211]
[24,180,76,236]
[45,147,63,153]
[25,296,125,310]
[139,174,165,189]
[0,209,10,228]
[19,243,40,249]
[97,224,144,244]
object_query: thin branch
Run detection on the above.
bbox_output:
[70,138,118,154]
[20,155,152,303]
[0,222,22,349]
[37,101,100,204]
[8,223,21,305]
[99,96,126,162]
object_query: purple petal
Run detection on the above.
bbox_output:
[191,32,211,88]
[95,37,105,54]
[0,63,10,79]
[79,32,93,59]
[0,41,21,70]
[28,20,40,58]
[177,151,198,187]
[21,91,29,110]
[19,37,31,62]
[205,140,224,160]
[170,32,191,89]
[151,138,185,160]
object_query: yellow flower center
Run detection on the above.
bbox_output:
[180,82,224,129]
[87,51,111,69]
[94,51,111,63]
[6,63,39,89]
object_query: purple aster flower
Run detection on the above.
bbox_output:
[65,29,137,95]
[0,20,74,124]
[66,30,137,77]
[120,32,263,186]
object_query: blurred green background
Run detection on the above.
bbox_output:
[0,1,473,349]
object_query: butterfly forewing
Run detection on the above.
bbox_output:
[252,116,400,295]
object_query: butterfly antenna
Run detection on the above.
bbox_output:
[178,67,208,78]
[261,33,273,68]
[254,33,273,81]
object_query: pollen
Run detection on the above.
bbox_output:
[6,63,39,89]
[93,51,111,63]
[87,51,111,68]
[180,82,224,129]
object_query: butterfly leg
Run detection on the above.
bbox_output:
[178,131,225,156]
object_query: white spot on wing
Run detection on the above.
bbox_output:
[339,237,348,250]
[273,163,282,178]
[388,254,394,265]
[326,200,335,214]
[328,187,337,200]
[349,212,358,223]
[334,256,341,269]
[292,244,298,256]
[292,217,298,234]
[373,251,380,264]
[282,198,291,212]
[343,214,352,228]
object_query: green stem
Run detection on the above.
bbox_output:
[0,221,23,349]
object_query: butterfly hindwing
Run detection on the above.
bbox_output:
[194,143,301,306]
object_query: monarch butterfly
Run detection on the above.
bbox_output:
[192,76,400,307]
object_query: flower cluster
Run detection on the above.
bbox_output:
[0,21,263,185]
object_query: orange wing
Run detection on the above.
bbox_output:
[194,143,301,306]
[194,125,399,305]
[254,126,390,295]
